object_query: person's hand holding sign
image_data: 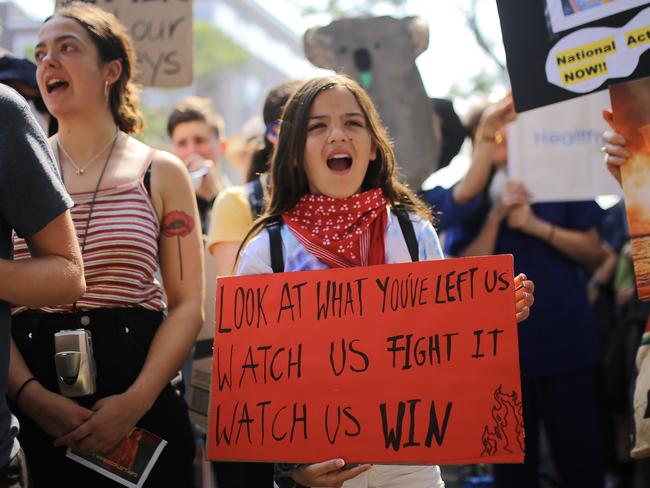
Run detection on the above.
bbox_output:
[601,109,630,187]
[478,95,516,143]
[514,273,534,323]
[500,181,533,231]
[494,180,531,225]
[292,459,372,488]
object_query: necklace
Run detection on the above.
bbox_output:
[57,128,119,175]
[68,133,118,312]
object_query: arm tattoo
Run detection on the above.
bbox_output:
[161,210,194,280]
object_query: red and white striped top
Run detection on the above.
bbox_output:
[12,156,166,314]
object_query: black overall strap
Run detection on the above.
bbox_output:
[393,207,419,262]
[248,177,265,219]
[265,218,284,273]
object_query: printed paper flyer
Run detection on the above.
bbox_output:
[66,428,167,488]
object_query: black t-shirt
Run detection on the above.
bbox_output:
[0,85,72,466]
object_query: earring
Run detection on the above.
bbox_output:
[104,81,109,98]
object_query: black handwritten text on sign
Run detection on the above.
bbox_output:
[207,254,524,465]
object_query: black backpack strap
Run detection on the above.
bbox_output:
[393,207,419,262]
[143,161,153,197]
[265,218,284,273]
[248,177,265,219]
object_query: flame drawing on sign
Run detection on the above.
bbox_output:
[481,385,524,457]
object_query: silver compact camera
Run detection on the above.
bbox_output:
[54,329,97,397]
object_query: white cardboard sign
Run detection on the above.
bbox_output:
[508,90,623,202]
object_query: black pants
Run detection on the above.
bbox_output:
[0,450,29,488]
[12,308,195,487]
[493,365,605,488]
[213,461,275,488]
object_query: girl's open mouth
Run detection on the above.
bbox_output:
[46,78,69,95]
[327,155,353,172]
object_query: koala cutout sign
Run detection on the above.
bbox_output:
[304,16,441,190]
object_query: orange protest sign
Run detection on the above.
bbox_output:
[207,254,524,465]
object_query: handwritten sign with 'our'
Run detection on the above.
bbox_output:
[208,255,524,465]
[55,0,193,88]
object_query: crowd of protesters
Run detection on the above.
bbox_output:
[0,2,648,488]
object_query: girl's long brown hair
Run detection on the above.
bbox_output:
[239,74,432,258]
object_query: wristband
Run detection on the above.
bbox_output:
[13,377,36,407]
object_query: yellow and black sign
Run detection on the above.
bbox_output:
[556,38,616,68]
[626,25,650,48]
[560,60,608,87]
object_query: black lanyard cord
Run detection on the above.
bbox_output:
[57,132,120,313]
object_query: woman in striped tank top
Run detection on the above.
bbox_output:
[8,3,203,486]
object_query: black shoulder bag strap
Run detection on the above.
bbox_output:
[143,161,153,197]
[248,177,265,219]
[393,207,419,262]
[265,218,284,273]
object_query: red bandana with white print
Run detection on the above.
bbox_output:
[282,188,388,268]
